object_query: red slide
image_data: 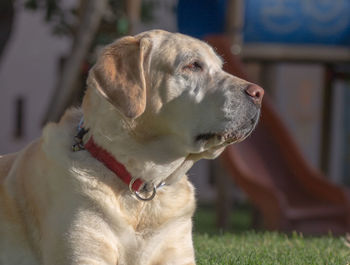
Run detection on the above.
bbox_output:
[205,35,350,235]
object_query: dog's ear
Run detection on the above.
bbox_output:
[91,36,151,119]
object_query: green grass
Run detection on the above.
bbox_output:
[193,205,350,264]
[193,203,254,234]
[194,232,350,265]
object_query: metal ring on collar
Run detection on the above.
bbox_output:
[129,177,157,201]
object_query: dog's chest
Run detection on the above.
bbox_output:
[119,179,195,232]
[110,180,195,264]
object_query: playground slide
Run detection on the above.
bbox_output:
[205,35,350,235]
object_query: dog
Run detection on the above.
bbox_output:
[0,30,263,265]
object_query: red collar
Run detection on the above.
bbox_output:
[84,136,143,192]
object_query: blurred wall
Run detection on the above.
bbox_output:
[0,0,179,155]
[0,6,70,154]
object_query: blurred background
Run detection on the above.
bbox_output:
[1,0,350,235]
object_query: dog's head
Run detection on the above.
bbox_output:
[84,30,263,160]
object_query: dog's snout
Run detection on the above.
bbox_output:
[244,84,264,105]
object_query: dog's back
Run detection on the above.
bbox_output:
[0,153,17,183]
[0,150,41,265]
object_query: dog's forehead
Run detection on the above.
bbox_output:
[142,30,222,68]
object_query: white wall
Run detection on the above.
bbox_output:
[0,6,70,154]
[0,0,179,155]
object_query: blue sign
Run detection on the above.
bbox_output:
[177,0,227,39]
[244,0,350,46]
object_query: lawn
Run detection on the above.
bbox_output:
[194,232,350,265]
[193,205,350,264]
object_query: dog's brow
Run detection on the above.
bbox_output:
[210,50,223,67]
[174,52,198,66]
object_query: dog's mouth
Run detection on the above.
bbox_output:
[195,111,260,148]
[195,131,243,144]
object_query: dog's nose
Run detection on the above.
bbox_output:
[245,84,264,105]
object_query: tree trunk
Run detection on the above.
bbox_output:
[0,0,14,63]
[43,0,107,123]
[126,0,141,34]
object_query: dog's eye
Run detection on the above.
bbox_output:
[183,61,203,72]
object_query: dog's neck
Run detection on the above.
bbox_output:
[81,88,196,190]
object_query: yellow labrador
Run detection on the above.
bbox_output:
[0,30,263,265]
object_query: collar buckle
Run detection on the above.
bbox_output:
[129,177,157,201]
[129,178,166,201]
[72,119,89,152]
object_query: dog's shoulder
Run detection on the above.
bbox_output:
[43,108,82,151]
[0,140,42,188]
[41,108,83,164]
[0,108,83,197]
[0,108,82,182]
[0,153,17,184]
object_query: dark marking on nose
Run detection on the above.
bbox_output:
[245,84,264,105]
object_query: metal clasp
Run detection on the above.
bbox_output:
[128,177,167,201]
[129,177,156,201]
[72,119,89,152]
